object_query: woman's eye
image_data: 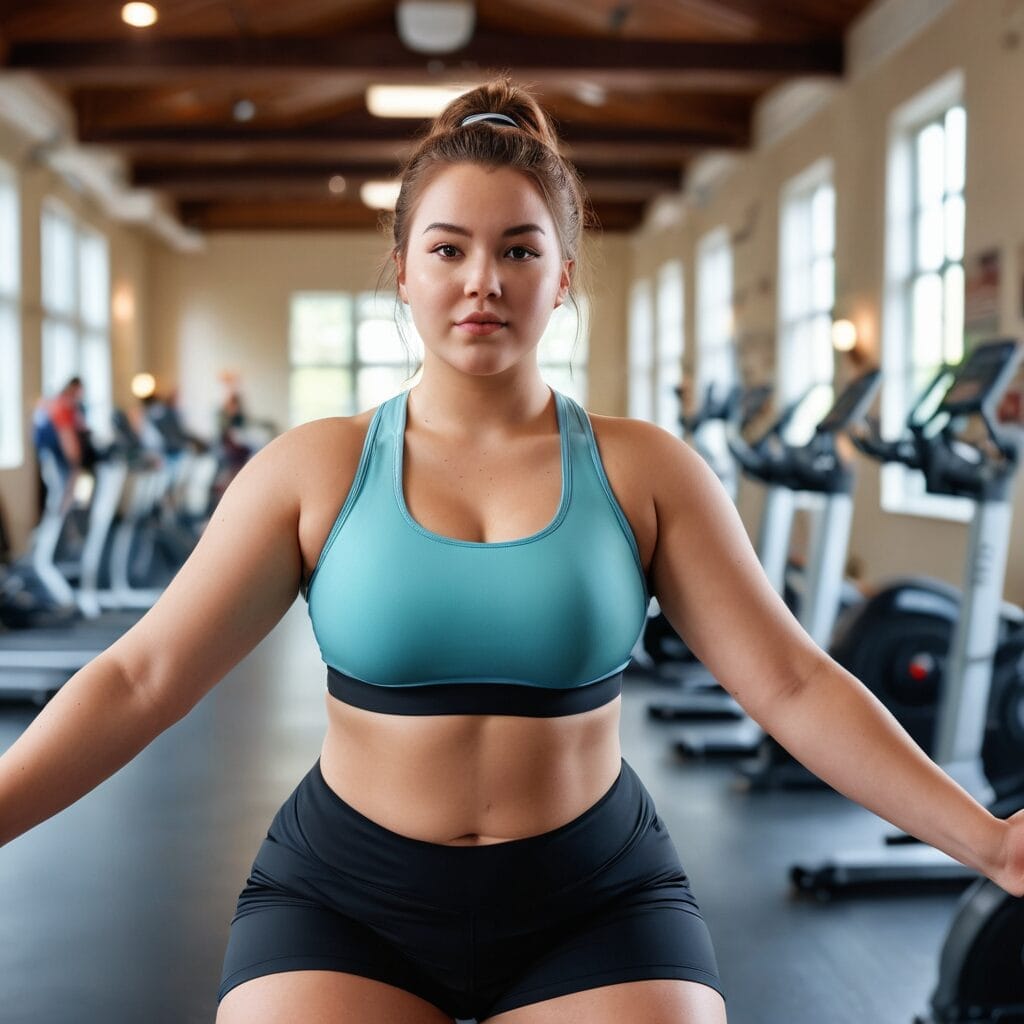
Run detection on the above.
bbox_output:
[433,244,460,258]
[507,246,536,260]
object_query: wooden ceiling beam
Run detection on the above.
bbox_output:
[5,31,843,82]
[80,116,747,149]
[132,161,682,186]
[132,161,679,203]
[176,197,648,232]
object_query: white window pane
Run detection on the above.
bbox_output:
[290,293,353,365]
[655,369,681,434]
[944,195,965,263]
[912,273,943,369]
[916,123,945,207]
[80,331,112,441]
[357,366,412,412]
[358,317,408,364]
[0,173,18,297]
[628,280,653,420]
[781,200,808,272]
[944,106,966,194]
[657,260,683,326]
[812,255,834,312]
[42,318,77,395]
[79,231,109,330]
[541,365,586,406]
[811,184,835,256]
[916,203,944,271]
[290,367,351,425]
[812,314,835,384]
[357,291,400,321]
[42,207,75,315]
[539,302,584,364]
[943,263,965,365]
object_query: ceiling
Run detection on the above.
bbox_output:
[0,0,875,234]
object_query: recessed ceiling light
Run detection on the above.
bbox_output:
[328,175,347,195]
[366,84,474,118]
[361,181,402,210]
[122,3,158,28]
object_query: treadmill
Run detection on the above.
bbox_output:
[0,447,146,705]
[789,337,1024,898]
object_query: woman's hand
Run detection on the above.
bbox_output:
[992,808,1024,897]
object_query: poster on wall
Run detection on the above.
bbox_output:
[963,246,1001,348]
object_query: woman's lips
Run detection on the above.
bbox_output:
[456,321,505,336]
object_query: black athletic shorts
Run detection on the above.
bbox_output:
[218,757,723,1021]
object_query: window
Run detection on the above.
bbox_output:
[0,160,20,469]
[289,292,412,424]
[882,71,967,519]
[695,227,737,497]
[288,292,588,425]
[627,279,654,421]
[778,160,835,445]
[655,260,685,433]
[537,297,589,406]
[40,201,112,443]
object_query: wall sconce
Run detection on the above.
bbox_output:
[831,318,858,353]
[131,372,157,399]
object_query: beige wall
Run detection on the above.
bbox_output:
[631,0,1024,603]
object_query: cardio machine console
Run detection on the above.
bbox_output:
[815,368,882,435]
[938,337,1023,418]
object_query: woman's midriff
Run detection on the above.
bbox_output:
[318,693,623,846]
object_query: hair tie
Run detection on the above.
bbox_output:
[460,112,518,128]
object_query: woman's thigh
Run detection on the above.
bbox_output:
[216,970,455,1024]
[484,979,727,1024]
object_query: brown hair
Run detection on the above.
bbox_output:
[390,77,591,270]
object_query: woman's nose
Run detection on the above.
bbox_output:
[463,255,502,298]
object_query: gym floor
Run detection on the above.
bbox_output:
[0,602,963,1024]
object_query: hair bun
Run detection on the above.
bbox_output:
[430,77,563,153]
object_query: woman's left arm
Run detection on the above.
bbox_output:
[636,421,1024,896]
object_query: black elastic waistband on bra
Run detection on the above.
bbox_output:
[325,666,623,717]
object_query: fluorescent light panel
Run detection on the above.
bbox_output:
[361,181,402,211]
[366,84,474,118]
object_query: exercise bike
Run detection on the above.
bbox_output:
[789,337,1024,898]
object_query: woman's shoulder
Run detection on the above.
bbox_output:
[584,409,684,479]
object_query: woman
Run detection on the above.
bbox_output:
[2,80,1022,1024]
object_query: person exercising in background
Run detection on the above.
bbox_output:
[2,79,1024,1024]
[31,375,91,515]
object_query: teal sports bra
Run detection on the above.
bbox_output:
[304,387,650,717]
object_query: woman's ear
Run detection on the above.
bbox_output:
[394,250,408,304]
[554,259,574,309]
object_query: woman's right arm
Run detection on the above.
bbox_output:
[0,421,314,848]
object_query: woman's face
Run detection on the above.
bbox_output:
[396,162,573,379]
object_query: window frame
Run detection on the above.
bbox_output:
[881,69,970,522]
[40,198,113,444]
[777,157,836,447]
